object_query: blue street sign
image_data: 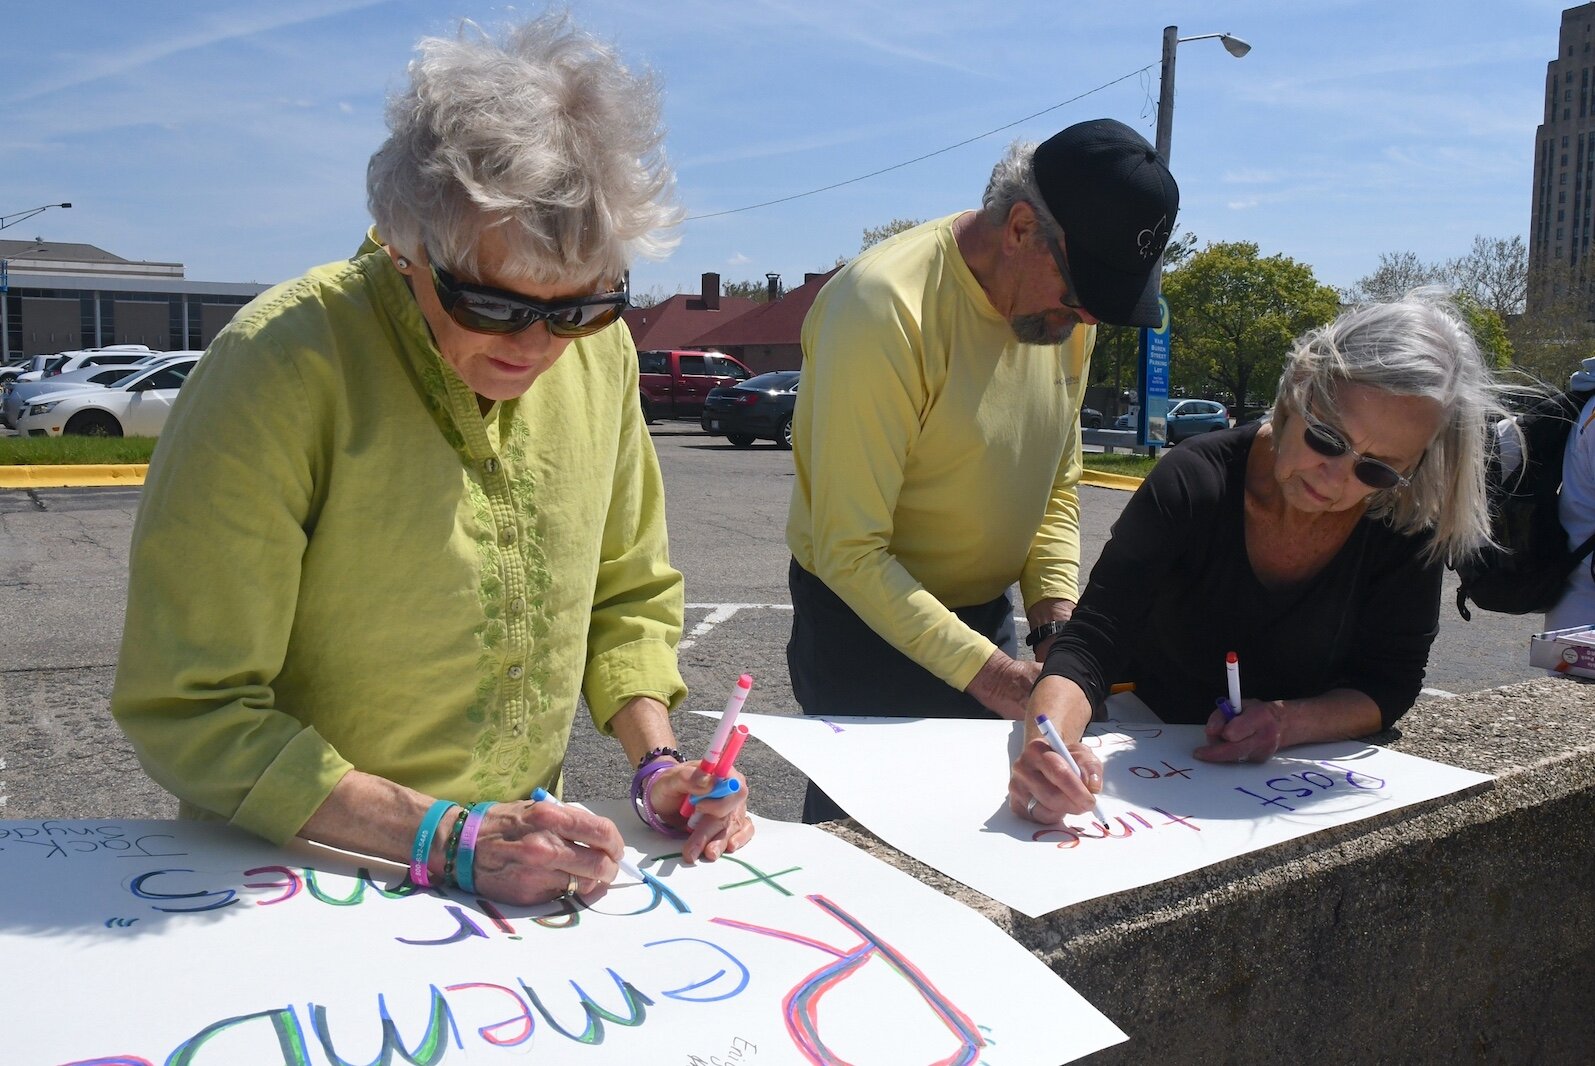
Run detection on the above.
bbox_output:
[1137,294,1171,445]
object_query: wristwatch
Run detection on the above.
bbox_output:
[1025,620,1068,649]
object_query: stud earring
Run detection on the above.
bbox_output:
[395,255,411,270]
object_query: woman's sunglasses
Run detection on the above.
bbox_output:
[1299,411,1415,491]
[429,260,627,338]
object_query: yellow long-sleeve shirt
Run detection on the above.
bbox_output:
[787,214,1091,691]
[111,239,686,844]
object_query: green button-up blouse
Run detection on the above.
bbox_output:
[111,238,686,844]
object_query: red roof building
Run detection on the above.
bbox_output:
[622,272,758,352]
[689,268,841,375]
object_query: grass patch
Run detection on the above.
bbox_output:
[0,436,157,466]
[1081,452,1157,479]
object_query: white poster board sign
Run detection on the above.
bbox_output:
[721,710,1492,918]
[0,800,1124,1065]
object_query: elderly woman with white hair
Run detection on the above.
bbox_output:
[112,14,753,904]
[1010,291,1505,822]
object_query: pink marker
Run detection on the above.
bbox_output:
[690,725,751,830]
[680,674,753,818]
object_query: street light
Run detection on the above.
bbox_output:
[1155,28,1251,164]
[1140,26,1249,454]
[0,202,71,232]
[1,204,72,362]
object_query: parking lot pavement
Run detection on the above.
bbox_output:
[0,422,1548,825]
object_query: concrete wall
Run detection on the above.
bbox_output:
[827,677,1595,1063]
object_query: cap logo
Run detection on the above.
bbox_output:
[1137,215,1169,260]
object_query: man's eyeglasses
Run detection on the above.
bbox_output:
[1042,232,1088,312]
[429,259,627,338]
[1299,407,1416,491]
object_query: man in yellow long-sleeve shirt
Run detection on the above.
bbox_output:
[786,118,1178,822]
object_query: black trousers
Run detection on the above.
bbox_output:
[785,557,1016,823]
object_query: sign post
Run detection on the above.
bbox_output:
[1137,294,1171,450]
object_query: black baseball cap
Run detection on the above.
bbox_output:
[1032,118,1179,328]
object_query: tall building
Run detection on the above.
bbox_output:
[1530,2,1595,314]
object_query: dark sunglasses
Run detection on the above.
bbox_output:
[429,259,627,338]
[1042,233,1088,312]
[1299,411,1415,490]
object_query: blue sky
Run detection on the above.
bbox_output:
[1,1,1567,299]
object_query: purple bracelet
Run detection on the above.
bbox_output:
[631,758,688,838]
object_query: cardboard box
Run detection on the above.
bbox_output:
[1529,624,1595,678]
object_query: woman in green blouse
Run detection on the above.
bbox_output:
[111,13,751,905]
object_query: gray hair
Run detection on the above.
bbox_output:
[980,139,1064,237]
[1270,288,1509,564]
[366,12,681,287]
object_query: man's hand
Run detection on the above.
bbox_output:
[965,649,1042,720]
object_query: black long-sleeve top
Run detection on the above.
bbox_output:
[1043,424,1441,728]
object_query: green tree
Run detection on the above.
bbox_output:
[1161,241,1341,410]
[1452,292,1513,370]
[1345,250,1442,303]
[1511,262,1595,385]
[1445,235,1527,320]
[860,217,925,252]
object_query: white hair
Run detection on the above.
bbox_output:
[1271,288,1511,564]
[980,139,1064,237]
[366,11,681,286]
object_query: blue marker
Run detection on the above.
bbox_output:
[530,788,647,883]
[686,777,742,805]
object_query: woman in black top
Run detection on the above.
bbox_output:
[1012,291,1505,824]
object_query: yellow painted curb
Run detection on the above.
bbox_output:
[1079,469,1144,492]
[0,464,149,488]
[0,462,1138,492]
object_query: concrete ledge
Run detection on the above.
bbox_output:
[825,677,1595,1062]
[0,464,149,488]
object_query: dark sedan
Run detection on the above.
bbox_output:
[700,370,799,449]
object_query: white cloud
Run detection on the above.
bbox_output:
[1223,168,1276,185]
[727,252,752,266]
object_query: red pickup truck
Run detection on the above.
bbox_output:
[638,349,752,422]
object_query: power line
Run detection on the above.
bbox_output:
[684,63,1158,223]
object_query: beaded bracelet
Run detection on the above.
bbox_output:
[636,746,685,771]
[454,801,497,895]
[631,758,688,838]
[410,799,460,889]
[440,806,470,887]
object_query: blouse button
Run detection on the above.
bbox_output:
[501,527,517,545]
[507,664,524,680]
[509,596,526,614]
[483,457,500,475]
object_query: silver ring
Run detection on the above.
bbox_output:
[1025,796,1039,818]
[564,875,580,899]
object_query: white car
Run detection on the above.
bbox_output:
[13,353,201,438]
[2,359,163,429]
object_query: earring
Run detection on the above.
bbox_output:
[395,255,411,270]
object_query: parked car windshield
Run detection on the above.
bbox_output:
[740,371,800,390]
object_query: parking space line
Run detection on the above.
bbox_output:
[681,602,792,650]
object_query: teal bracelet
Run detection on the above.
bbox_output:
[410,799,459,889]
[454,801,497,895]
